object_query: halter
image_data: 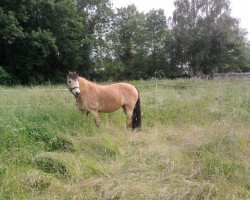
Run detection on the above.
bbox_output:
[69,86,80,92]
[69,87,81,99]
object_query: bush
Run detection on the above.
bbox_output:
[0,66,11,85]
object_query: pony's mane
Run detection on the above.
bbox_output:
[68,71,78,80]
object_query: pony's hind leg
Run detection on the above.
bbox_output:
[122,105,127,115]
[90,110,101,127]
[124,106,133,129]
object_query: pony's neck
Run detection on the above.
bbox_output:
[78,76,95,91]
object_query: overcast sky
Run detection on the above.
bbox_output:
[111,0,250,40]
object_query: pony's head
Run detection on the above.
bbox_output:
[67,71,81,97]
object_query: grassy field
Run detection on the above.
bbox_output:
[0,79,249,199]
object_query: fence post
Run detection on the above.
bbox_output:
[155,80,158,100]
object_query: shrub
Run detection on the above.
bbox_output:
[0,66,11,85]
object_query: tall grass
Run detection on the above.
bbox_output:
[0,79,249,199]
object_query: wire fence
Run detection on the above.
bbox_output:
[0,80,248,109]
[0,81,235,93]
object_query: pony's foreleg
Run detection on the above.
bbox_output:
[79,108,89,116]
[90,110,101,127]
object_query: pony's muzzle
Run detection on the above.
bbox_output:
[70,87,81,97]
[75,91,80,97]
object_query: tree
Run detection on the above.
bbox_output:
[144,9,171,77]
[0,0,87,84]
[107,5,146,79]
[106,6,177,79]
[76,0,113,78]
[171,0,248,75]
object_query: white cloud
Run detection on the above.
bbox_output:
[230,0,250,38]
[111,0,174,16]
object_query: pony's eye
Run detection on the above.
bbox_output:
[68,80,71,83]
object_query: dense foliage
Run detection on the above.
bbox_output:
[0,0,249,84]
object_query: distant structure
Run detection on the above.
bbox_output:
[213,73,250,80]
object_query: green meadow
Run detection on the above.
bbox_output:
[0,79,249,199]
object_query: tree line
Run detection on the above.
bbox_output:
[0,0,249,85]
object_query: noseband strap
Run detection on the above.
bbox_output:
[69,86,80,92]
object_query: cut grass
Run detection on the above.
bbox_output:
[0,79,249,199]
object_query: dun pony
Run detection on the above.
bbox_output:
[66,72,141,130]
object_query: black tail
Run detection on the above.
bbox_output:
[132,94,141,130]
